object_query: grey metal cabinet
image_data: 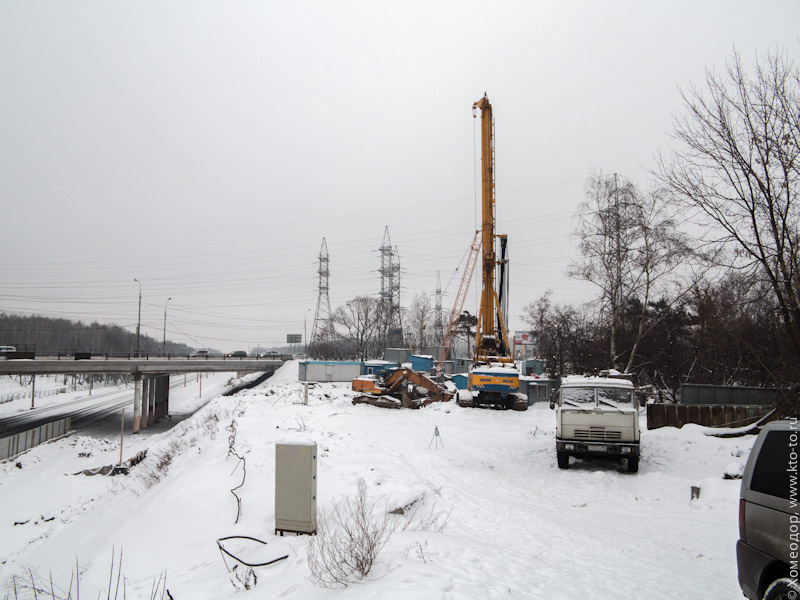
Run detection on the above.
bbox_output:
[275,443,317,535]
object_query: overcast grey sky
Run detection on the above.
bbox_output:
[1,1,798,351]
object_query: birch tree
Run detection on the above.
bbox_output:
[571,173,690,372]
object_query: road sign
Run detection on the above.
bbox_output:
[287,334,302,344]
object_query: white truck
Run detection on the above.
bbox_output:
[552,374,640,473]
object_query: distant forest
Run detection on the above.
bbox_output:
[0,313,194,356]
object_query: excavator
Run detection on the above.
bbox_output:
[462,94,527,411]
[352,367,454,409]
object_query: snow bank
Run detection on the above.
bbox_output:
[0,373,755,599]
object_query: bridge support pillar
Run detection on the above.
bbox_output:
[140,377,149,430]
[164,374,170,418]
[160,374,170,420]
[133,374,142,434]
[148,375,162,423]
[148,375,157,426]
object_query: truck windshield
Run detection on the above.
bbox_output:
[562,387,596,405]
[598,387,632,407]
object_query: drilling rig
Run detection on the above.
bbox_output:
[460,93,527,411]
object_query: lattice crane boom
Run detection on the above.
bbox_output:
[436,230,481,372]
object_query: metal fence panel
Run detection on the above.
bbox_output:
[0,416,72,461]
[647,403,772,429]
[681,384,781,405]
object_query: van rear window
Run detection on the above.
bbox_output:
[750,430,793,500]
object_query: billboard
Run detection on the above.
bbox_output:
[513,331,536,346]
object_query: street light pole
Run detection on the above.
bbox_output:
[162,297,172,356]
[134,278,142,357]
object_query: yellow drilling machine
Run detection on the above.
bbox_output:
[460,93,527,411]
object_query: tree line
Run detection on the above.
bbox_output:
[0,313,193,356]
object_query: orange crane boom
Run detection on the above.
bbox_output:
[472,93,513,364]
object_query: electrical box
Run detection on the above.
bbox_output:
[275,443,317,535]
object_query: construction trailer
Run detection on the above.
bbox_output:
[518,377,556,406]
[411,355,435,373]
[363,360,397,376]
[520,358,545,376]
[383,349,452,372]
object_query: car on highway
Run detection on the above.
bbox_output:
[191,350,209,358]
[226,350,248,358]
[737,419,797,599]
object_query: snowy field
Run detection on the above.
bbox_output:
[0,362,754,599]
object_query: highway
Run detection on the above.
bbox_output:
[0,377,189,438]
[0,358,287,446]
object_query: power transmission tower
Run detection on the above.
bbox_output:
[310,238,332,357]
[434,271,443,344]
[391,244,403,346]
[378,227,404,348]
[379,226,393,321]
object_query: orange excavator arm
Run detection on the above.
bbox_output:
[380,368,453,403]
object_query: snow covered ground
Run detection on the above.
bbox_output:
[0,362,754,599]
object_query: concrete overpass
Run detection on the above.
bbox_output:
[0,357,287,435]
[0,358,283,376]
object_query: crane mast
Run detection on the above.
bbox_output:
[463,93,526,411]
[472,94,512,365]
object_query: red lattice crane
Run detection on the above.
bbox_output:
[436,230,481,373]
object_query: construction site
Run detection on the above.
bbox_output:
[303,94,535,413]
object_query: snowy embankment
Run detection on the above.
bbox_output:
[1,362,754,599]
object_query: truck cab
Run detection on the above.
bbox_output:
[553,375,640,473]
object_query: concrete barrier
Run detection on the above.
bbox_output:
[0,416,72,461]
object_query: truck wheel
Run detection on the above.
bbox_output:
[557,452,569,469]
[627,457,639,473]
[764,578,800,600]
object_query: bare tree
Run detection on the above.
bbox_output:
[519,290,549,363]
[405,293,433,351]
[521,292,600,375]
[571,173,690,372]
[332,297,383,360]
[657,49,800,368]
